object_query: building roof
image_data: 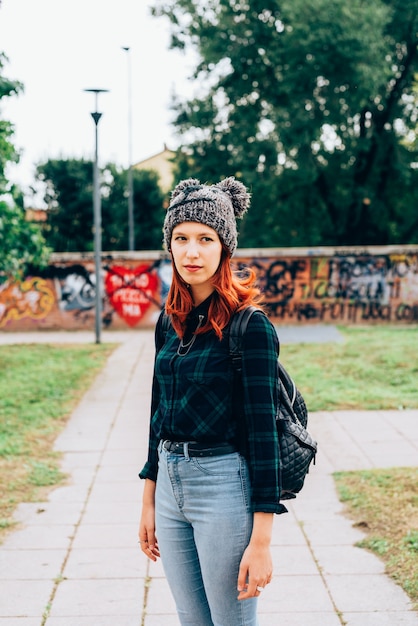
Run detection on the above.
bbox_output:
[133,145,176,193]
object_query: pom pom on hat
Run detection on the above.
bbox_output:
[163,176,250,255]
[214,177,250,219]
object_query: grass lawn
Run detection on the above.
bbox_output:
[0,342,115,540]
[281,325,418,411]
[334,467,418,609]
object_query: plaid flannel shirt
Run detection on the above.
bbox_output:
[139,298,282,513]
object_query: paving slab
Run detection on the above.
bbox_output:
[1,524,75,551]
[0,580,53,617]
[324,573,415,612]
[63,546,147,579]
[0,617,39,626]
[142,618,180,626]
[71,523,137,550]
[259,573,337,613]
[48,578,144,618]
[344,613,418,626]
[313,545,385,575]
[13,500,83,527]
[259,614,342,626]
[46,619,141,626]
[0,549,64,580]
[275,323,345,344]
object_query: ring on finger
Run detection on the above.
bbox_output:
[256,585,264,592]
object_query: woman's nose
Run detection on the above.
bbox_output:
[186,241,199,257]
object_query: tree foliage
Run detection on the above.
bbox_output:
[0,53,50,278]
[36,159,94,252]
[0,52,23,189]
[0,201,51,277]
[152,0,418,246]
[36,159,166,252]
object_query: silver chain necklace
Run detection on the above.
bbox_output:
[177,315,204,356]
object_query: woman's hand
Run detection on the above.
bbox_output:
[237,543,273,600]
[138,479,160,562]
[237,512,274,600]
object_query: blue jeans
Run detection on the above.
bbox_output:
[155,442,259,626]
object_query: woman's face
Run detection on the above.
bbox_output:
[171,221,222,303]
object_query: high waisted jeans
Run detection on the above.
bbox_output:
[155,442,259,626]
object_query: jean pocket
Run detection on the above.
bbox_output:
[190,452,241,477]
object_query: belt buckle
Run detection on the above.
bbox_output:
[163,440,183,453]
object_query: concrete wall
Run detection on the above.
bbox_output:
[1,245,417,331]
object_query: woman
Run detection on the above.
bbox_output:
[138,177,284,626]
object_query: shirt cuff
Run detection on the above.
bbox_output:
[252,502,288,515]
[138,462,157,481]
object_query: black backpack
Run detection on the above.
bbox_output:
[229,306,317,501]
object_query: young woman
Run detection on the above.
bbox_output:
[138,177,284,626]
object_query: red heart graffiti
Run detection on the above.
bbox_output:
[105,265,158,327]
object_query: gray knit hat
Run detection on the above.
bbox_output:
[163,177,250,256]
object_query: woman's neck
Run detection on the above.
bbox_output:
[191,285,215,307]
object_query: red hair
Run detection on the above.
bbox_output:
[165,246,264,339]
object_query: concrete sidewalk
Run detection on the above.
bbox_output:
[0,323,344,346]
[0,330,417,625]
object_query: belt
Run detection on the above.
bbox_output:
[162,440,236,457]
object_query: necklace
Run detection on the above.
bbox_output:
[177,315,204,356]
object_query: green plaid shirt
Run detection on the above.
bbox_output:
[139,298,282,513]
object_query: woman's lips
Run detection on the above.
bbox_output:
[184,265,202,272]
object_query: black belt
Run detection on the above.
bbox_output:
[162,440,236,457]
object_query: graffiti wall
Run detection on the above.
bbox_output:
[0,255,170,331]
[238,249,418,323]
[0,246,417,331]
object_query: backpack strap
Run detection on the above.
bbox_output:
[229,307,258,456]
[230,308,299,412]
[229,305,281,373]
[229,306,258,375]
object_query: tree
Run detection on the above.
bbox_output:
[36,159,94,252]
[36,159,166,252]
[152,0,418,246]
[0,53,50,278]
[0,201,50,277]
[0,52,22,189]
[101,164,166,251]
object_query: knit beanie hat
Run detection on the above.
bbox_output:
[163,177,250,256]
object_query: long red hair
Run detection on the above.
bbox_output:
[165,245,264,339]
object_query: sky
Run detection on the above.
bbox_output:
[0,0,194,204]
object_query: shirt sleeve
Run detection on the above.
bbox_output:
[138,311,165,481]
[240,311,285,514]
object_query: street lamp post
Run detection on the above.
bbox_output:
[122,46,135,251]
[84,88,109,344]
